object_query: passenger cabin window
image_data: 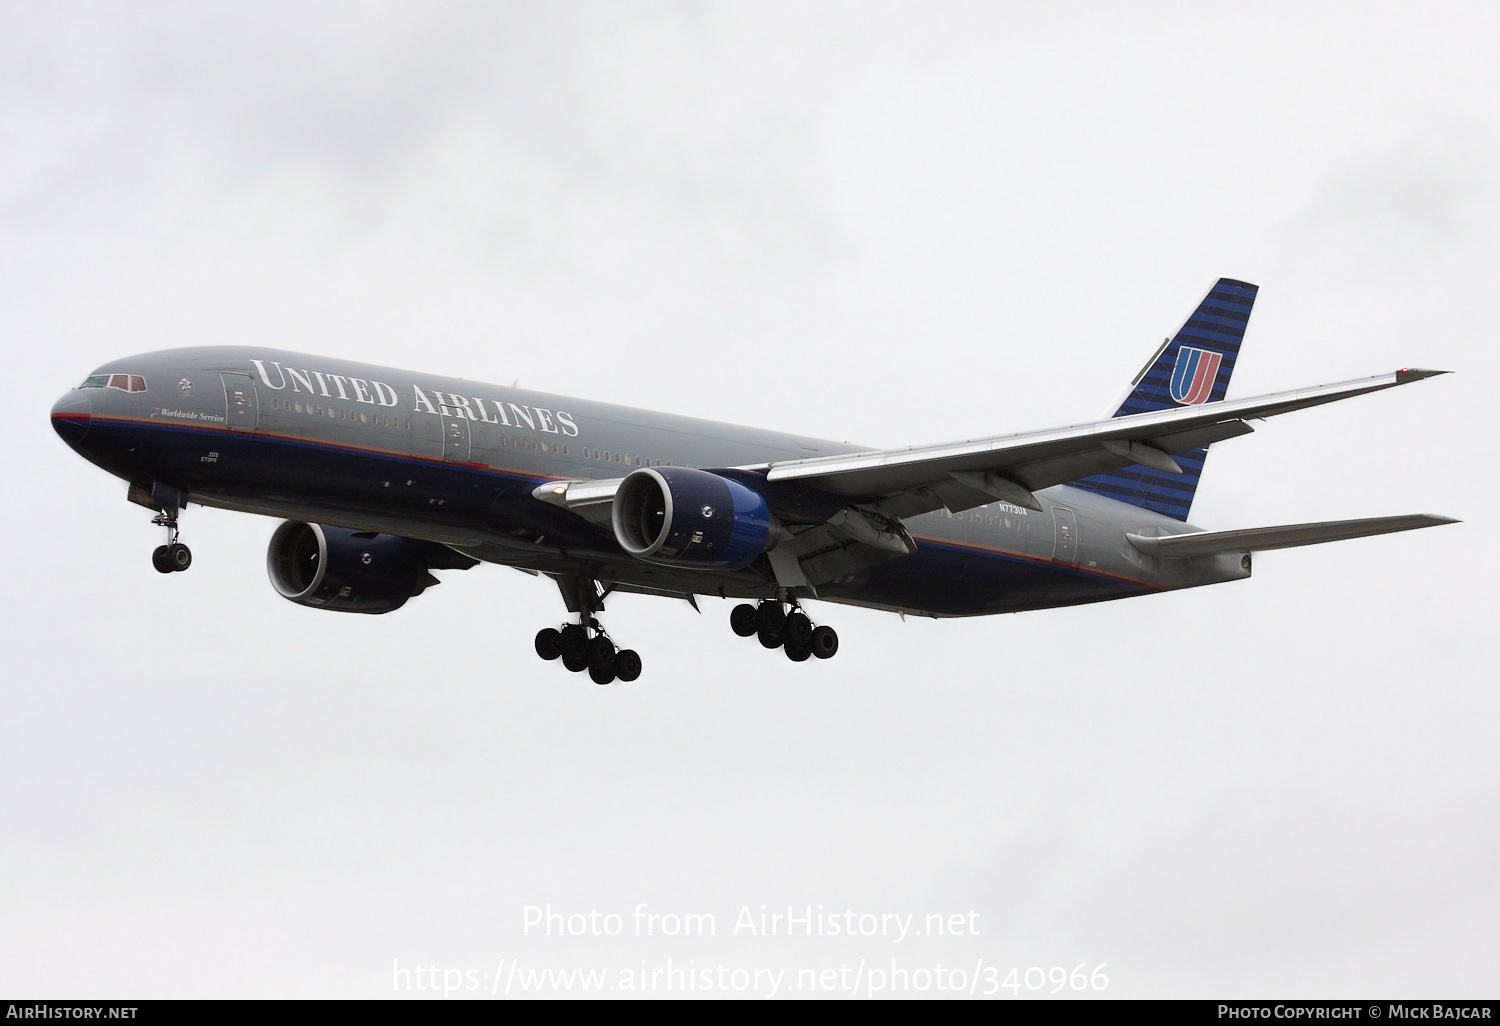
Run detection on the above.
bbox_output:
[80,373,147,392]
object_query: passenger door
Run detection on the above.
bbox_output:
[1052,506,1078,565]
[442,412,470,462]
[221,372,259,431]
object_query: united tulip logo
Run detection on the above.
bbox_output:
[1168,346,1223,405]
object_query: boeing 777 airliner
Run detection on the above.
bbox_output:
[50,278,1455,682]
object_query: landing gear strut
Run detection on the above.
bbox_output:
[150,508,191,574]
[730,599,838,662]
[535,616,641,685]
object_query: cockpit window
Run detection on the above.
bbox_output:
[80,374,148,392]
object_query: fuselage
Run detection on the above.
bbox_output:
[50,347,1248,617]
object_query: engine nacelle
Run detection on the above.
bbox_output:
[612,467,772,569]
[267,522,431,614]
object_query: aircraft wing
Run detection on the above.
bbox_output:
[532,368,1448,588]
[535,369,1446,523]
[534,476,621,525]
[755,368,1447,518]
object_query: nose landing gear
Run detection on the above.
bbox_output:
[535,617,641,685]
[730,600,838,662]
[150,508,191,574]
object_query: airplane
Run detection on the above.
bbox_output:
[50,277,1456,684]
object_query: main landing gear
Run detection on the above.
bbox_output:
[535,616,642,686]
[150,508,192,574]
[730,600,838,662]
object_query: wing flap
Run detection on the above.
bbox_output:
[1126,513,1458,557]
[786,510,915,586]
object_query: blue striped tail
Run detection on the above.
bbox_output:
[1071,277,1258,520]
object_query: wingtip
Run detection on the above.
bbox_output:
[1395,367,1452,383]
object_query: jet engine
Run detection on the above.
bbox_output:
[267,521,435,614]
[612,467,772,569]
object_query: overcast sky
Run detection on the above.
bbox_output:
[1,1,1495,999]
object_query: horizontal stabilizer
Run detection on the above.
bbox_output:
[1127,514,1458,558]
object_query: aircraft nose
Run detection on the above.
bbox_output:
[51,393,92,445]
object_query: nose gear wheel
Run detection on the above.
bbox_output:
[149,507,192,573]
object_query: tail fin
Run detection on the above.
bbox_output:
[1072,277,1258,520]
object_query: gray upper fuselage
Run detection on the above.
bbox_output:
[52,346,1248,616]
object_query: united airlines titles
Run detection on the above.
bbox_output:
[412,385,578,436]
[248,360,580,437]
[250,359,399,407]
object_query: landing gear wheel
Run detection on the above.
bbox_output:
[730,603,758,637]
[613,650,642,682]
[810,625,839,660]
[587,635,616,669]
[149,507,188,573]
[166,543,192,572]
[534,628,562,661]
[757,627,783,650]
[783,612,813,647]
[550,611,640,682]
[754,602,786,634]
[784,641,811,662]
[559,624,588,661]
